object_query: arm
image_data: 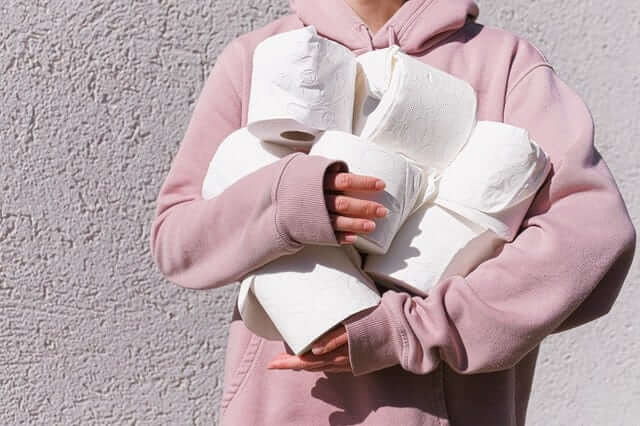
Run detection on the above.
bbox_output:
[341,62,636,376]
[149,41,347,290]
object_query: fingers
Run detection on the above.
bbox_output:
[325,194,389,219]
[311,325,348,355]
[335,231,358,244]
[302,356,351,372]
[302,349,350,368]
[324,171,386,192]
[267,345,351,371]
[323,171,387,241]
[330,214,376,234]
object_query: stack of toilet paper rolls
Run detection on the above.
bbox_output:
[352,45,551,296]
[200,26,551,354]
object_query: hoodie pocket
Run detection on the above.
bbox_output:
[219,303,265,416]
[219,332,263,415]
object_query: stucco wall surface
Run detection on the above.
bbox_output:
[1,1,637,424]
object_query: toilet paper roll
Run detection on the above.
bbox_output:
[201,127,381,355]
[238,244,380,355]
[364,202,504,297]
[247,26,357,149]
[201,128,295,199]
[353,46,477,171]
[309,130,427,255]
[351,51,386,130]
[435,121,552,240]
[363,121,551,295]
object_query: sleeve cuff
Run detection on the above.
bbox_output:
[342,301,405,376]
[274,153,348,247]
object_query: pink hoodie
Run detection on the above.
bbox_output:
[149,1,636,425]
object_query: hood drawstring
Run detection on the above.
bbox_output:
[357,23,375,51]
[358,23,399,51]
[291,0,480,55]
[387,25,398,48]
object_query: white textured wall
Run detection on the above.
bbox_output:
[1,1,637,425]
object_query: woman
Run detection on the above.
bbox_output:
[149,0,636,424]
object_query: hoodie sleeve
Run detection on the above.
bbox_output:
[149,40,348,290]
[342,60,636,376]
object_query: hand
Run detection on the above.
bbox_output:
[267,325,352,374]
[324,162,388,245]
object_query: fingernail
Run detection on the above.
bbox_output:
[344,234,357,243]
[364,221,375,231]
[312,346,324,355]
[375,180,386,190]
[376,207,388,217]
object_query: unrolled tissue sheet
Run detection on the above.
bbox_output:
[364,121,551,296]
[353,46,477,172]
[201,127,381,355]
[309,130,426,255]
[247,26,357,149]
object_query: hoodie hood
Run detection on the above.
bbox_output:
[289,0,479,54]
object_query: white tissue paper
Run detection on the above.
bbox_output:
[238,244,380,355]
[309,130,427,255]
[201,127,381,355]
[201,128,295,199]
[353,45,477,172]
[435,121,552,240]
[364,121,551,296]
[247,26,357,149]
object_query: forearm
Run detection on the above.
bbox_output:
[149,39,345,290]
[342,60,636,376]
[150,151,345,290]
